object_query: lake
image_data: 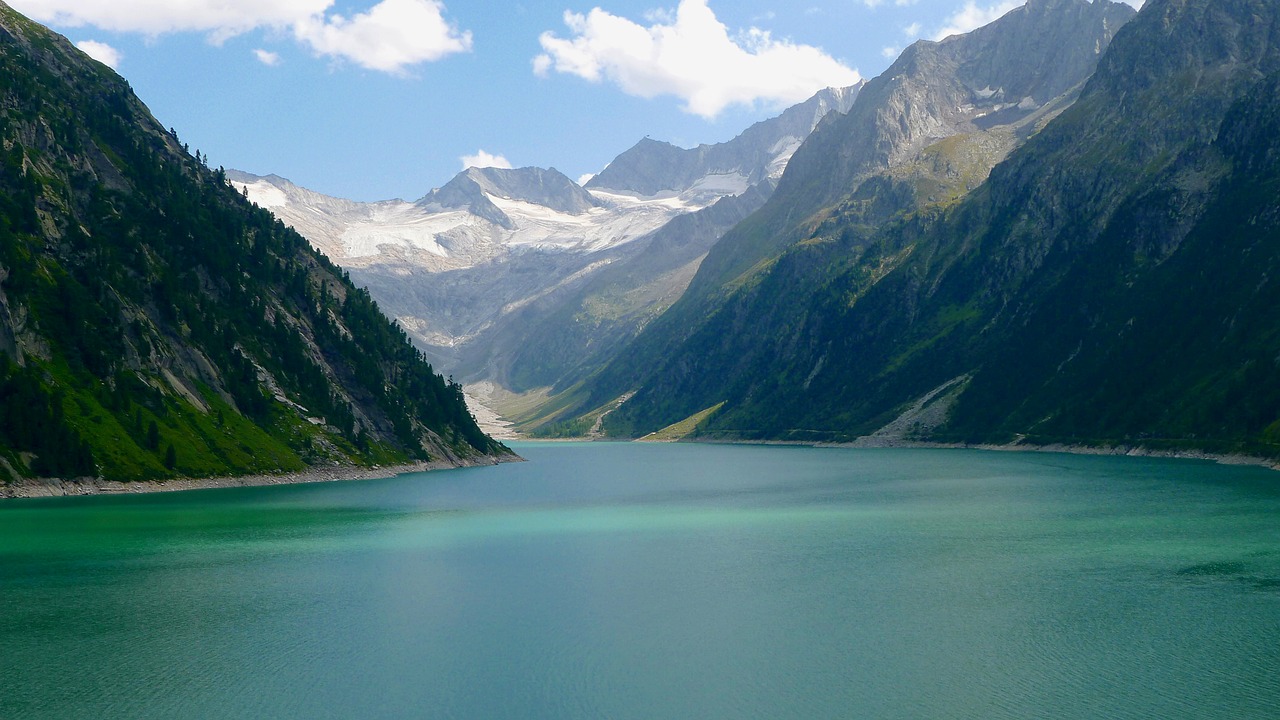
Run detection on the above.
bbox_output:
[2,442,1278,719]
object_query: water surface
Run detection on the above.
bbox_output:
[2,443,1278,719]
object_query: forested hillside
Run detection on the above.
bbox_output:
[589,0,1280,458]
[0,2,506,482]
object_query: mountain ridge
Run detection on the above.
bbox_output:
[552,0,1135,439]
[591,0,1280,459]
[0,1,510,483]
[230,82,861,398]
[587,84,861,196]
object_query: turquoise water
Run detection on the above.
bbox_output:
[2,443,1278,719]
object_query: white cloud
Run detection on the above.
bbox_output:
[932,1,1022,41]
[254,48,282,66]
[461,150,513,170]
[293,0,471,74]
[10,0,470,74]
[75,39,122,68]
[11,0,331,39]
[881,46,900,59]
[903,22,922,38]
[577,173,595,186]
[533,0,860,118]
[863,0,918,7]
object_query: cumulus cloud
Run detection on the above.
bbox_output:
[254,48,282,66]
[11,0,330,39]
[932,1,1022,41]
[75,39,122,68]
[533,0,860,118]
[461,150,513,170]
[10,0,470,74]
[293,0,471,74]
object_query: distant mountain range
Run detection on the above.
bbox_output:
[0,0,508,483]
[230,85,861,405]
[236,0,1280,460]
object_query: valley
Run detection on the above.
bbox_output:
[4,0,1280,478]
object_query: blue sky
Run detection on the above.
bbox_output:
[14,0,1140,202]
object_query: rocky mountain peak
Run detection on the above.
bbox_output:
[463,166,601,214]
[417,165,601,230]
[586,139,698,196]
[947,0,1136,106]
[587,83,862,197]
[775,0,1136,213]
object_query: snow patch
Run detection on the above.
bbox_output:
[237,180,288,209]
[229,166,740,271]
[767,136,804,178]
[685,172,749,197]
[341,208,473,258]
[488,192,688,252]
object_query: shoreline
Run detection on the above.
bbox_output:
[827,438,1280,470]
[627,433,1280,471]
[1,452,523,500]
[13,436,1270,501]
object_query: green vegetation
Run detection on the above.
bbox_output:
[638,402,725,442]
[525,391,633,439]
[0,6,503,482]
[543,0,1280,459]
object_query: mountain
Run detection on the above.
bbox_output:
[418,166,602,230]
[231,83,861,403]
[544,0,1135,437]
[661,0,1136,310]
[431,166,601,213]
[230,165,714,273]
[0,1,509,483]
[587,85,861,197]
[590,0,1280,458]
[457,180,778,398]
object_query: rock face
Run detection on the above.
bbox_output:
[685,0,1137,298]
[584,0,1280,458]
[588,85,861,196]
[232,84,861,394]
[419,166,602,229]
[0,1,506,482]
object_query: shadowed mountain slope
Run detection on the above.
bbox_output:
[0,2,508,482]
[555,0,1133,437]
[593,0,1280,459]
